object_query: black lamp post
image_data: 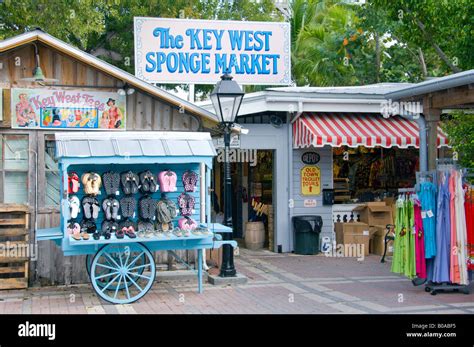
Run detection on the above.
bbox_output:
[210,73,244,277]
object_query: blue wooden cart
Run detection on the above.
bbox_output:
[37,132,236,304]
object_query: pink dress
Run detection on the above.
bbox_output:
[414,201,426,278]
[449,171,460,284]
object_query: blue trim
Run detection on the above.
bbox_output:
[60,156,214,168]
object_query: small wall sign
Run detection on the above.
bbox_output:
[301,152,320,165]
[303,199,317,208]
[301,165,321,196]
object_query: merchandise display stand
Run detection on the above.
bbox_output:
[36,132,237,304]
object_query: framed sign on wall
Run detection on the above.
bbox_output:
[10,88,126,130]
[301,165,321,196]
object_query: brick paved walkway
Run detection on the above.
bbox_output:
[0,249,473,314]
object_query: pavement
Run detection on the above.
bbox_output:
[0,249,473,314]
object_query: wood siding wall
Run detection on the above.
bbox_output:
[292,147,334,240]
[0,43,203,285]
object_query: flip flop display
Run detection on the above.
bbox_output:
[182,170,198,192]
[68,195,81,219]
[82,196,100,220]
[102,171,121,196]
[139,196,157,220]
[81,172,102,196]
[177,193,195,217]
[121,171,139,195]
[158,170,177,192]
[120,196,136,218]
[102,197,120,221]
[68,172,80,194]
[139,170,158,194]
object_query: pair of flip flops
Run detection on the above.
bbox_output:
[177,193,195,217]
[68,172,80,194]
[137,221,154,238]
[103,171,121,196]
[121,171,139,195]
[172,227,190,238]
[102,197,120,220]
[182,170,198,192]
[158,170,177,192]
[139,170,158,194]
[117,221,137,239]
[82,173,102,196]
[68,196,81,219]
[80,219,97,234]
[96,220,118,240]
[82,196,100,219]
[156,198,177,224]
[178,216,197,231]
[68,221,90,240]
[120,196,136,218]
[139,196,156,220]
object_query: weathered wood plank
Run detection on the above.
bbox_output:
[0,277,28,290]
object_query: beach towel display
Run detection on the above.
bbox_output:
[158,170,177,192]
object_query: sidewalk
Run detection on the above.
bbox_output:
[0,249,472,314]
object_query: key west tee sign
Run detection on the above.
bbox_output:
[134,17,290,85]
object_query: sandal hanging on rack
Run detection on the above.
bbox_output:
[102,171,120,196]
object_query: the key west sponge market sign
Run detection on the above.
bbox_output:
[134,17,291,85]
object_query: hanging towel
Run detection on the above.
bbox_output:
[449,171,461,284]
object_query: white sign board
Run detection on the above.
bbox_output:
[134,17,291,85]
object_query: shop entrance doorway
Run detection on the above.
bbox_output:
[212,150,275,251]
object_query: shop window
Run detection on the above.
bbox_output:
[44,136,60,207]
[0,135,29,204]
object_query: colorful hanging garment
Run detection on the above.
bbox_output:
[405,197,416,279]
[449,171,461,284]
[391,196,406,275]
[465,185,474,271]
[418,181,437,259]
[391,196,416,279]
[454,171,469,285]
[432,173,451,283]
[414,199,427,279]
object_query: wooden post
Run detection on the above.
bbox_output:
[423,97,441,170]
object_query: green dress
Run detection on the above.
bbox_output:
[391,198,405,274]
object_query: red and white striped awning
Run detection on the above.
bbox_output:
[293,113,449,149]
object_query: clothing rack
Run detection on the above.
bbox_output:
[397,187,415,193]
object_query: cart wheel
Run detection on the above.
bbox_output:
[430,290,437,296]
[87,251,146,290]
[90,243,155,304]
[425,287,431,293]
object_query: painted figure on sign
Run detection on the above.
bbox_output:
[102,98,123,129]
[15,93,38,127]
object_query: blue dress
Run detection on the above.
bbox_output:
[418,182,437,258]
[432,173,451,283]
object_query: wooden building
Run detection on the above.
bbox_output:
[0,29,218,285]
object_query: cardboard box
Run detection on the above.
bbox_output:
[335,222,370,256]
[369,225,387,238]
[370,234,394,256]
[353,202,393,226]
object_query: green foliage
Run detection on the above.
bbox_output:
[441,112,474,169]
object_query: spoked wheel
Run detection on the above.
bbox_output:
[90,243,156,304]
[86,252,146,290]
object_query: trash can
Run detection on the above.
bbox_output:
[292,216,323,255]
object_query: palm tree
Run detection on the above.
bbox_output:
[291,0,359,86]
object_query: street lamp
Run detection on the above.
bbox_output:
[210,73,244,277]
